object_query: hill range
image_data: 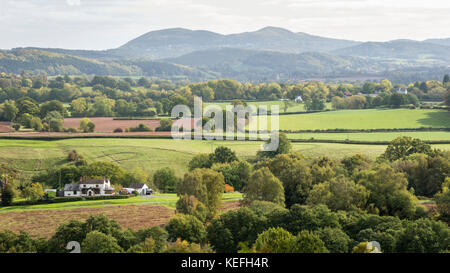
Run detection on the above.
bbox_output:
[1,27,450,83]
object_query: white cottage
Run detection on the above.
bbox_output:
[123,183,152,195]
[64,178,114,197]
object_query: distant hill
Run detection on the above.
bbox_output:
[165,48,385,81]
[424,38,450,47]
[0,49,214,81]
[0,49,139,76]
[1,27,449,83]
[333,40,450,63]
[114,27,360,59]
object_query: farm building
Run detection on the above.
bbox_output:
[123,183,152,195]
[64,178,114,197]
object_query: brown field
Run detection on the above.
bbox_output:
[64,117,161,132]
[0,205,175,239]
[0,201,241,239]
[0,122,12,132]
[0,131,173,138]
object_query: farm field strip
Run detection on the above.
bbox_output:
[0,193,243,213]
[0,139,449,179]
[274,109,450,130]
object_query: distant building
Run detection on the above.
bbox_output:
[344,91,353,97]
[396,88,408,94]
[64,178,114,197]
[123,183,152,195]
[294,96,303,102]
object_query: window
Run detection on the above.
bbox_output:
[74,191,77,194]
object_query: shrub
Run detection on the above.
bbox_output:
[128,123,153,132]
[113,128,123,133]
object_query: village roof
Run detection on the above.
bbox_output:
[79,178,109,184]
[129,183,146,189]
[0,179,5,188]
[64,184,81,191]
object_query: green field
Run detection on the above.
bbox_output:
[1,138,449,179]
[0,192,243,212]
[276,109,450,130]
[286,131,450,142]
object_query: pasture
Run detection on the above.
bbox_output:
[0,138,449,179]
[276,109,450,130]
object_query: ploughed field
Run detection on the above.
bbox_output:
[0,204,175,239]
[64,117,161,132]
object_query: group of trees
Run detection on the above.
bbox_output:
[1,73,448,127]
[1,134,449,253]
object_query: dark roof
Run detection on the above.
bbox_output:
[64,184,81,191]
[0,180,5,188]
[129,183,146,189]
[80,178,108,184]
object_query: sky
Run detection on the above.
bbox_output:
[1,0,450,50]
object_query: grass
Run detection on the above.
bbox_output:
[0,138,449,179]
[275,109,450,130]
[286,131,450,142]
[0,192,243,213]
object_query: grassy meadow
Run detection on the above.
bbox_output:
[268,109,450,130]
[0,138,449,179]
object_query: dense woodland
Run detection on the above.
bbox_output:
[0,135,449,253]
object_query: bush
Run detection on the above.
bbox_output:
[1,184,14,206]
[128,123,153,132]
[113,128,123,133]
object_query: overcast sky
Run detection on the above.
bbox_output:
[1,0,450,50]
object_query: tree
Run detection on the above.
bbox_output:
[155,118,173,131]
[127,237,155,253]
[260,154,312,207]
[153,167,178,193]
[22,182,44,202]
[243,167,285,206]
[188,153,212,170]
[254,227,297,253]
[435,178,450,222]
[209,146,238,164]
[396,219,449,253]
[176,194,208,223]
[30,116,43,131]
[39,100,66,118]
[382,137,432,162]
[79,118,95,133]
[165,214,206,244]
[292,230,328,253]
[211,160,251,191]
[306,175,369,212]
[48,220,87,253]
[400,153,449,197]
[1,183,14,206]
[355,164,417,219]
[257,132,291,159]
[314,227,351,253]
[1,100,18,121]
[82,231,123,253]
[176,168,225,218]
[207,207,267,253]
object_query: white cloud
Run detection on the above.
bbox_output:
[66,0,81,6]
